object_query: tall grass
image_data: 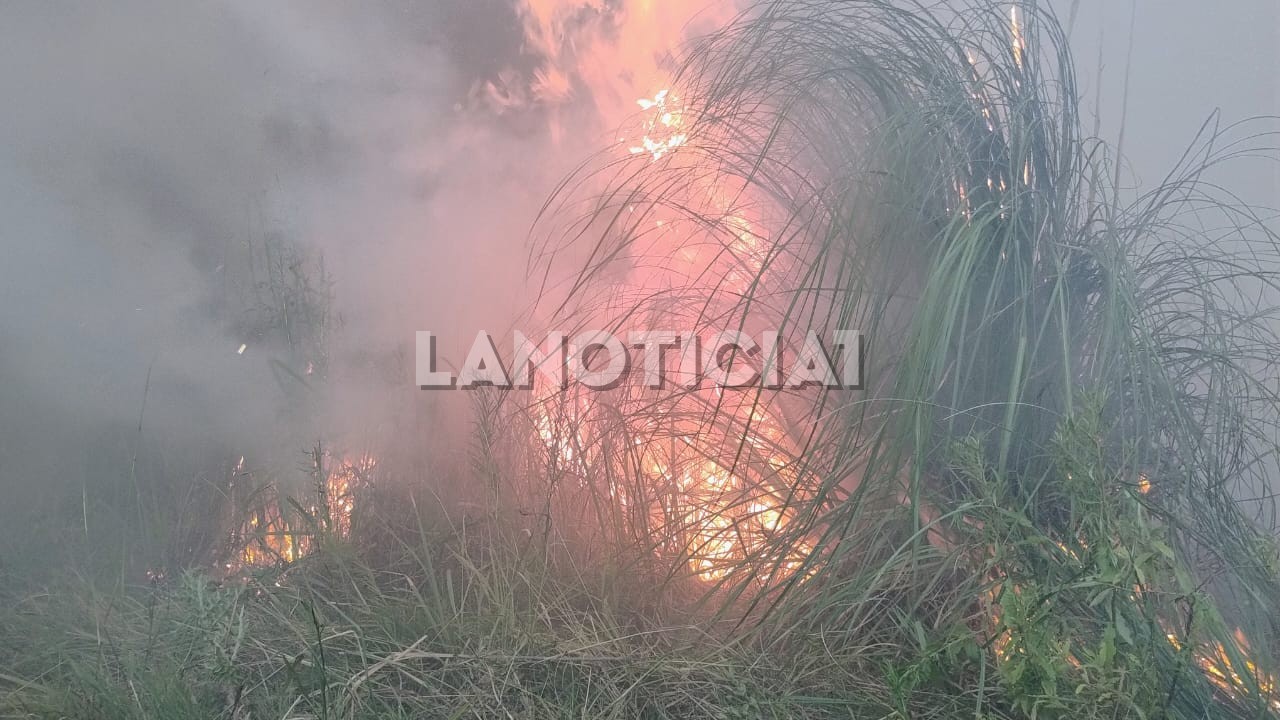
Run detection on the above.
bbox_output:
[0,502,891,719]
[530,0,1280,716]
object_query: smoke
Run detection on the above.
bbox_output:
[1051,0,1278,207]
[0,0,724,554]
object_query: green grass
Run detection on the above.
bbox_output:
[0,521,899,719]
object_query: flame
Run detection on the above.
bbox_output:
[496,0,737,140]
[532,394,814,582]
[1176,629,1280,710]
[628,88,687,161]
[230,453,374,571]
[523,80,821,583]
[988,581,1279,709]
[239,503,309,567]
[1009,6,1025,70]
[321,454,373,538]
[503,40,823,582]
[599,82,819,576]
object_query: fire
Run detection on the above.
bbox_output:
[492,0,840,571]
[1009,6,1026,70]
[531,393,814,582]
[647,414,813,582]
[522,81,823,584]
[629,88,687,161]
[320,454,373,538]
[988,582,1279,709]
[479,1,830,587]
[1177,629,1280,710]
[229,452,375,571]
[239,503,308,567]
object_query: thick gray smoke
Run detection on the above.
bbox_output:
[0,2,593,556]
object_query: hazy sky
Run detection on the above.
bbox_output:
[1063,0,1278,205]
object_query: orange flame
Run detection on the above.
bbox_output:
[527,84,820,583]
[230,453,374,571]
[1180,629,1280,710]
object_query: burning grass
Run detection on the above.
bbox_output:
[523,0,1280,715]
[2,1,1280,718]
[228,451,375,572]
